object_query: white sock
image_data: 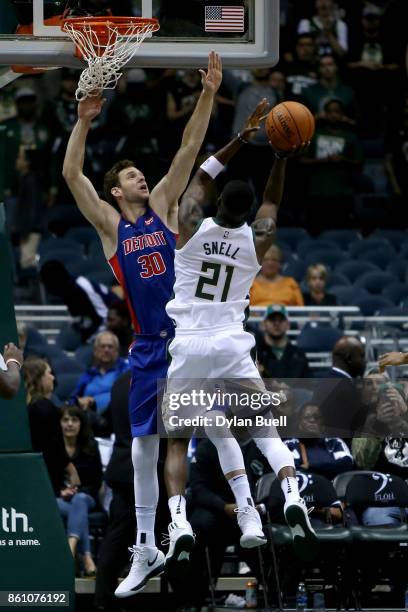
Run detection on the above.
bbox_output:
[135,507,156,547]
[168,495,187,522]
[281,476,299,504]
[132,435,160,548]
[229,474,254,509]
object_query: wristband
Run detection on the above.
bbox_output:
[6,358,22,369]
[200,155,225,179]
[237,132,249,144]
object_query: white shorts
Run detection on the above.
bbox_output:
[167,326,261,381]
[162,326,272,433]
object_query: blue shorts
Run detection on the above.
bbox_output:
[128,330,174,437]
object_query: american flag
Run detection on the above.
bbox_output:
[205,5,245,33]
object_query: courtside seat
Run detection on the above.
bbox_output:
[38,237,83,256]
[282,259,307,282]
[330,286,369,305]
[373,229,407,251]
[51,357,85,376]
[66,227,99,253]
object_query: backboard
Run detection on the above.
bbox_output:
[0,0,279,69]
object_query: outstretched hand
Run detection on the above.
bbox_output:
[78,93,105,121]
[199,50,222,95]
[379,352,406,371]
[240,98,270,142]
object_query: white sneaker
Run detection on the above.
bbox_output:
[235,505,267,548]
[164,521,195,575]
[114,545,165,598]
[284,498,319,561]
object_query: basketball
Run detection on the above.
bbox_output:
[265,101,315,153]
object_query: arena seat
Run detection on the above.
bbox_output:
[297,323,343,352]
[27,343,66,362]
[349,238,394,258]
[357,249,396,270]
[277,228,309,249]
[304,249,346,269]
[335,261,380,283]
[325,272,350,288]
[55,324,82,351]
[382,283,408,305]
[354,271,397,294]
[373,229,407,251]
[51,357,85,376]
[297,239,342,258]
[66,227,99,252]
[353,296,394,316]
[387,259,408,282]
[54,373,79,401]
[38,237,83,256]
[40,249,86,275]
[75,344,94,368]
[282,259,307,282]
[330,286,369,305]
[320,230,361,249]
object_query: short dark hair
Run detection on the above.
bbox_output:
[221,180,254,216]
[323,98,345,113]
[103,159,135,205]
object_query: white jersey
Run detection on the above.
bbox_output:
[166,217,260,331]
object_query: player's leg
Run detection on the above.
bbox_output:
[204,416,266,548]
[115,349,166,598]
[222,330,319,560]
[115,434,165,598]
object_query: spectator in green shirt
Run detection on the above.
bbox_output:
[302,54,357,123]
[301,99,363,232]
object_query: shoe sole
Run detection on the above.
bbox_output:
[114,562,165,598]
[165,534,195,577]
[285,505,319,561]
[240,533,267,549]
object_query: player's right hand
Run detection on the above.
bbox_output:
[78,94,105,121]
[241,98,270,141]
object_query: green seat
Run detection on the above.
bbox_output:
[350,524,408,543]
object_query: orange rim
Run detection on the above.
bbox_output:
[61,16,160,36]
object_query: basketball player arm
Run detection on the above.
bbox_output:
[150,52,222,226]
[252,157,287,261]
[178,100,270,242]
[0,344,23,400]
[63,109,119,256]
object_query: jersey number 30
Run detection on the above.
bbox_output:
[195,262,234,302]
[138,252,166,278]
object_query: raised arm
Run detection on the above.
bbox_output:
[253,141,309,261]
[149,51,222,228]
[177,99,270,247]
[63,97,119,258]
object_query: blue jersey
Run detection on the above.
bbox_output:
[109,207,176,335]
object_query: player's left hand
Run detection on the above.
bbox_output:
[240,98,270,141]
[200,51,222,95]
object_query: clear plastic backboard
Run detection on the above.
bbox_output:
[0,0,279,69]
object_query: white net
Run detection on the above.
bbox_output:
[62,19,158,101]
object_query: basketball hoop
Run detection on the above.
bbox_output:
[61,16,160,101]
